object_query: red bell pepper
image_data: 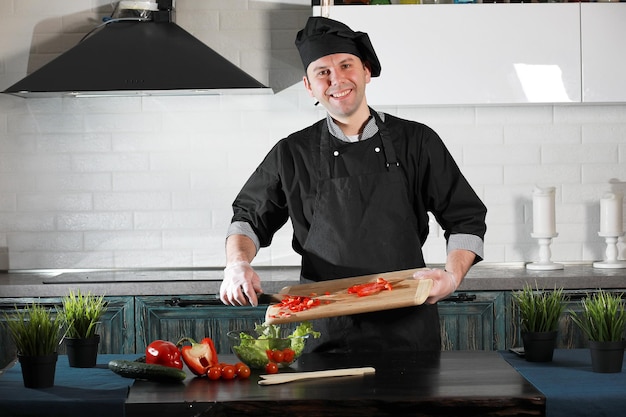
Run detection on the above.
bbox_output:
[176,337,219,376]
[145,339,183,369]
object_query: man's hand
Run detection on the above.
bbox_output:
[413,249,476,304]
[413,268,458,304]
[220,261,263,307]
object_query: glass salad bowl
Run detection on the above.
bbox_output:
[227,323,318,369]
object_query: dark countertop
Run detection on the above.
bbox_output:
[126,351,544,417]
[0,351,544,417]
[1,263,625,298]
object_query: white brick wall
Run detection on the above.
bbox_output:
[0,0,624,271]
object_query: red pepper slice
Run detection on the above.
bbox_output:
[145,339,184,369]
[176,337,219,376]
[275,295,321,313]
[355,286,384,297]
[348,277,393,297]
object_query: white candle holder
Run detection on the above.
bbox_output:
[593,233,626,269]
[321,0,333,17]
[526,233,564,270]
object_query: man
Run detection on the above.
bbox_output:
[220,16,487,352]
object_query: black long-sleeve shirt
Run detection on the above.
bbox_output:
[228,112,487,262]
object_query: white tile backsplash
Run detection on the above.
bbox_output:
[503,164,581,186]
[465,144,540,166]
[542,143,617,164]
[134,211,212,231]
[8,231,82,251]
[93,192,171,211]
[0,0,624,270]
[17,192,92,212]
[56,212,133,231]
[37,172,112,192]
[8,113,84,133]
[85,231,162,251]
[504,124,581,145]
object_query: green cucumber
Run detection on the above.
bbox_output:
[108,359,186,383]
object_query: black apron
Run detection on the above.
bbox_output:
[301,111,441,353]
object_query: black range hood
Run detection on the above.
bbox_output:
[3,1,272,98]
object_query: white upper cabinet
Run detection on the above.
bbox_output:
[317,4,587,106]
[581,3,626,103]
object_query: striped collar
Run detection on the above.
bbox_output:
[325,110,385,143]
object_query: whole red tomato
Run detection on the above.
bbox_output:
[207,366,221,380]
[265,362,279,374]
[272,349,284,363]
[282,348,295,363]
[221,365,236,380]
[236,363,251,379]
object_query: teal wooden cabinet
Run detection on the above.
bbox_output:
[557,292,592,349]
[438,291,506,351]
[4,287,617,364]
[137,293,507,355]
[0,296,134,368]
[135,295,268,355]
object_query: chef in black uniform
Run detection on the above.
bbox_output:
[220,17,487,353]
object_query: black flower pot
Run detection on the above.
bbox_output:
[589,340,625,373]
[521,331,557,362]
[18,352,58,388]
[65,334,100,368]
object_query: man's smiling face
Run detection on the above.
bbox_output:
[303,53,371,123]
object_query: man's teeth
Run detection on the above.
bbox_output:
[332,90,350,98]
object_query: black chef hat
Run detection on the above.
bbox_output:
[295,16,381,77]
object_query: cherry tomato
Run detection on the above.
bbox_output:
[221,364,236,380]
[266,349,274,361]
[236,363,251,379]
[265,362,279,374]
[282,348,295,363]
[272,349,284,363]
[207,366,221,380]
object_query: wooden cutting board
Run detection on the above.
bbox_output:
[264,268,433,324]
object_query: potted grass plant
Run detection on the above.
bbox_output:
[60,290,107,368]
[3,302,63,388]
[569,290,626,373]
[512,283,565,362]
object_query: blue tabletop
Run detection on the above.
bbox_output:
[0,354,134,417]
[501,349,626,417]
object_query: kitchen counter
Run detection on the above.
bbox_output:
[1,263,625,298]
[0,351,544,417]
[4,349,624,417]
[125,351,544,417]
